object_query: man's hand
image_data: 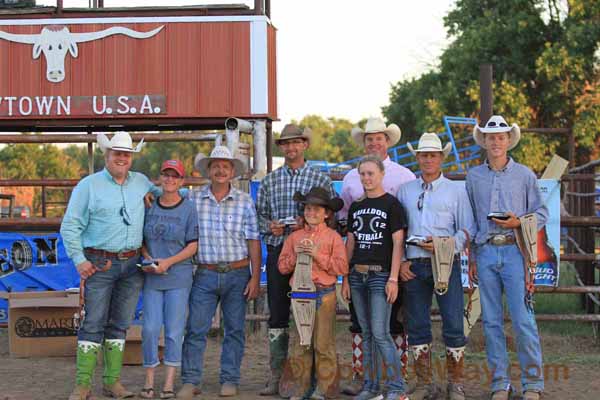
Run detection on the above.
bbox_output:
[76,260,96,280]
[418,236,434,253]
[144,192,155,208]
[290,216,305,232]
[492,211,521,229]
[244,276,260,300]
[341,276,351,301]
[270,220,285,236]
[151,259,170,274]
[399,261,415,282]
[468,261,478,285]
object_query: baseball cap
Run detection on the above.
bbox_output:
[160,159,185,177]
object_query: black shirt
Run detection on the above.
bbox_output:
[348,193,407,272]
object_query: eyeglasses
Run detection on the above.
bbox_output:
[417,192,425,211]
[120,206,131,226]
[486,121,508,128]
[160,173,182,180]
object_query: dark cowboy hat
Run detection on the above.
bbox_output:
[293,187,344,212]
[275,124,312,145]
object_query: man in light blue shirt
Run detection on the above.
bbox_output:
[61,131,159,400]
[466,116,547,400]
[397,132,475,400]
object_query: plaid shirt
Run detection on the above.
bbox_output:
[190,184,260,264]
[257,163,334,247]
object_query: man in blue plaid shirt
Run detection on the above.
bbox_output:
[257,124,335,396]
[178,146,262,399]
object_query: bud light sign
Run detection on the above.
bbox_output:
[534,179,560,287]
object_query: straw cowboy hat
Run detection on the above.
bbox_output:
[473,115,521,150]
[293,186,344,212]
[351,117,401,148]
[96,131,144,154]
[275,124,312,145]
[407,132,452,157]
[197,145,246,178]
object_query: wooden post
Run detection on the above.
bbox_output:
[266,120,273,173]
[254,0,264,15]
[479,64,493,125]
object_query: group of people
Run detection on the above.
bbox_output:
[60,114,547,400]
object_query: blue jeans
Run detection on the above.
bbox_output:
[78,251,144,343]
[142,286,191,368]
[404,259,466,347]
[476,244,544,393]
[349,270,406,394]
[181,267,250,386]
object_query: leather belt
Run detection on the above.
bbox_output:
[488,234,516,246]
[84,247,140,260]
[315,283,335,290]
[409,256,460,263]
[354,264,383,273]
[199,258,249,273]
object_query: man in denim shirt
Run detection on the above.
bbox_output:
[466,116,547,400]
[398,133,475,400]
[61,131,160,400]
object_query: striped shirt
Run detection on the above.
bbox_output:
[60,168,161,266]
[466,158,548,245]
[257,163,334,247]
[191,184,259,264]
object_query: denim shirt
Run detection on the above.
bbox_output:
[60,168,161,266]
[465,158,548,245]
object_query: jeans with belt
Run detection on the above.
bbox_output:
[349,269,406,394]
[404,258,466,347]
[476,243,544,393]
[78,250,144,343]
[181,266,251,386]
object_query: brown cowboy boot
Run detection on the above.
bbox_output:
[102,339,134,398]
[340,333,364,395]
[445,346,466,400]
[69,341,101,400]
[410,344,437,400]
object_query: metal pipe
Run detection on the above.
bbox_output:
[479,64,493,125]
[0,133,219,144]
[266,120,273,173]
[254,0,264,15]
[87,131,94,175]
[225,117,254,133]
[253,120,267,179]
[0,177,207,187]
[561,216,600,227]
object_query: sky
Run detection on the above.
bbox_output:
[34,0,454,127]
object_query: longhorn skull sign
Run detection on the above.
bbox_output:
[0,25,164,83]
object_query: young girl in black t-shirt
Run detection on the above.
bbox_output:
[342,155,408,400]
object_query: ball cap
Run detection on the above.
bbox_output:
[160,159,185,177]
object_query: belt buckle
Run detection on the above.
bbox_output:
[116,251,129,260]
[370,265,382,272]
[216,262,231,273]
[491,234,507,246]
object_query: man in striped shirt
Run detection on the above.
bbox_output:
[256,124,334,396]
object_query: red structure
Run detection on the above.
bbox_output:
[0,4,277,131]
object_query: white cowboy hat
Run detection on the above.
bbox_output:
[407,132,452,157]
[197,145,246,178]
[350,117,401,148]
[473,115,521,150]
[97,131,144,154]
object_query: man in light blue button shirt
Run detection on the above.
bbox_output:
[466,116,547,400]
[397,133,475,400]
[61,131,160,400]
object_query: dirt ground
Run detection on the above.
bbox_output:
[0,323,599,400]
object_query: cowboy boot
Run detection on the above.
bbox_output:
[392,334,409,380]
[445,346,466,400]
[69,341,101,400]
[410,344,437,400]
[102,339,134,399]
[260,328,289,396]
[340,332,364,396]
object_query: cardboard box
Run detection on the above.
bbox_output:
[122,324,164,365]
[0,290,79,358]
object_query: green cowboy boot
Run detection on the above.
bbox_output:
[102,339,134,399]
[69,340,101,400]
[260,328,289,396]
